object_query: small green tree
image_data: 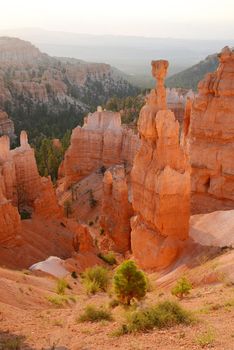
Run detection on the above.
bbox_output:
[171,277,192,299]
[64,200,72,218]
[113,260,147,305]
[88,189,98,208]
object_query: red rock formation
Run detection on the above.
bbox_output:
[131,60,190,270]
[34,177,62,219]
[0,110,15,140]
[11,131,41,208]
[0,193,21,245]
[60,108,140,188]
[188,47,234,203]
[0,131,61,217]
[100,165,133,253]
[66,221,96,253]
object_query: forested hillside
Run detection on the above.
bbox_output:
[166,53,219,90]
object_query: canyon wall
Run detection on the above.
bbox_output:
[100,165,133,253]
[0,190,21,245]
[0,131,61,216]
[188,46,234,203]
[60,108,140,188]
[131,60,190,269]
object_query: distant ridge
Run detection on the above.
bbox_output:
[166,53,219,90]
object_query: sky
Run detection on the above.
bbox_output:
[0,0,234,39]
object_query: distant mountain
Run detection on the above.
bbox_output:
[1,28,234,88]
[166,53,219,90]
[0,37,138,141]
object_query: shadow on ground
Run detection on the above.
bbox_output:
[0,330,69,350]
[0,331,34,350]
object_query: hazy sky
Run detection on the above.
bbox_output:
[0,0,234,39]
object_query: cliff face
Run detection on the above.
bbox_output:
[0,131,61,216]
[189,47,234,203]
[60,108,140,188]
[166,88,195,124]
[100,165,133,253]
[0,37,138,138]
[0,196,21,245]
[0,110,15,140]
[131,60,190,270]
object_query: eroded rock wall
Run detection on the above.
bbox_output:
[100,165,133,253]
[188,47,234,203]
[60,108,140,188]
[131,60,190,270]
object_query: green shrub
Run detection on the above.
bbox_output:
[78,305,112,323]
[64,200,73,218]
[99,165,106,175]
[171,277,192,299]
[82,266,110,294]
[0,337,23,350]
[46,295,77,307]
[109,299,119,309]
[113,260,147,305]
[195,329,216,347]
[116,300,192,335]
[20,210,31,220]
[83,280,101,295]
[98,251,117,265]
[100,227,105,235]
[88,190,98,208]
[71,271,78,279]
[56,278,69,295]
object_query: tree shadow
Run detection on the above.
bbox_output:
[0,330,35,349]
[0,330,69,350]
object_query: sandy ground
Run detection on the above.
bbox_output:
[0,250,233,350]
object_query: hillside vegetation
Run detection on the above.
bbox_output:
[166,53,219,90]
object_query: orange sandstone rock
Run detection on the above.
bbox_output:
[65,220,96,253]
[60,109,140,188]
[33,177,62,219]
[0,110,15,139]
[0,197,21,245]
[188,46,234,203]
[100,165,133,253]
[0,131,61,218]
[131,59,190,270]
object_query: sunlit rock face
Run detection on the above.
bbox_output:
[0,195,22,245]
[0,131,61,215]
[188,47,234,203]
[0,130,62,244]
[100,165,133,253]
[60,108,140,189]
[131,60,190,270]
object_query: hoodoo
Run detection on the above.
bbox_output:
[131,60,190,269]
[100,165,133,253]
[0,131,61,217]
[59,108,140,189]
[188,46,234,207]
